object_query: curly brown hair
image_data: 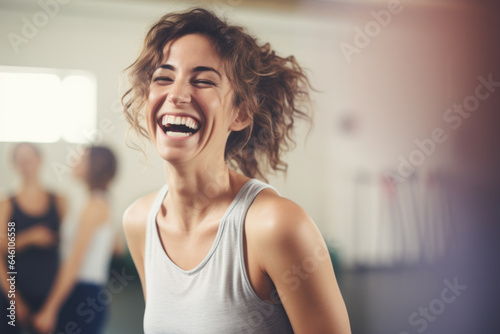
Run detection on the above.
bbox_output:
[122,7,312,180]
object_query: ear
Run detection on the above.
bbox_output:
[229,108,252,132]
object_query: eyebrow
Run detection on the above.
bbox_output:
[158,64,221,78]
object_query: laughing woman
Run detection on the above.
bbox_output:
[122,8,350,334]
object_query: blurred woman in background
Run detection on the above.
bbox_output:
[0,143,66,334]
[33,145,120,334]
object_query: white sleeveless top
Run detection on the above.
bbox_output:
[78,192,117,285]
[143,179,294,334]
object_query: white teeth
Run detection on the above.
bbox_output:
[161,115,199,130]
[166,131,191,137]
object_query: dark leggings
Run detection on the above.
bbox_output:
[55,282,108,334]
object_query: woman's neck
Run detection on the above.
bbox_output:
[19,177,44,195]
[163,160,245,231]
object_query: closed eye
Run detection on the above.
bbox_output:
[192,80,216,87]
[153,76,173,84]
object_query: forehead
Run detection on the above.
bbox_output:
[161,34,224,72]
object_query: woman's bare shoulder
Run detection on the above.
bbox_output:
[247,187,315,239]
[122,191,160,233]
[0,195,11,209]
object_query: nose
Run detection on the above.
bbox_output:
[166,81,191,105]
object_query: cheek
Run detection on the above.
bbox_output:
[196,90,233,122]
[146,88,165,134]
[148,85,163,105]
[219,97,237,129]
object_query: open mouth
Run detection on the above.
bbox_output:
[160,115,200,138]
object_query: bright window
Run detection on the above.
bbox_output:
[0,66,96,143]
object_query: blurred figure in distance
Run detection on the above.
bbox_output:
[0,142,66,334]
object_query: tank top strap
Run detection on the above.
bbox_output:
[46,192,61,231]
[225,179,280,226]
[9,193,19,210]
[145,184,169,274]
[48,192,56,202]
[147,184,169,229]
[224,179,279,280]
[8,195,23,224]
[47,191,58,214]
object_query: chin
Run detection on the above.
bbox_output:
[153,138,193,165]
[158,150,189,164]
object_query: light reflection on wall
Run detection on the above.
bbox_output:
[0,66,96,143]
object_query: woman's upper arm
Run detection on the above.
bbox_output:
[122,194,154,300]
[112,228,126,256]
[258,199,351,334]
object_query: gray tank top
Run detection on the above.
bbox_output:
[143,179,294,334]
